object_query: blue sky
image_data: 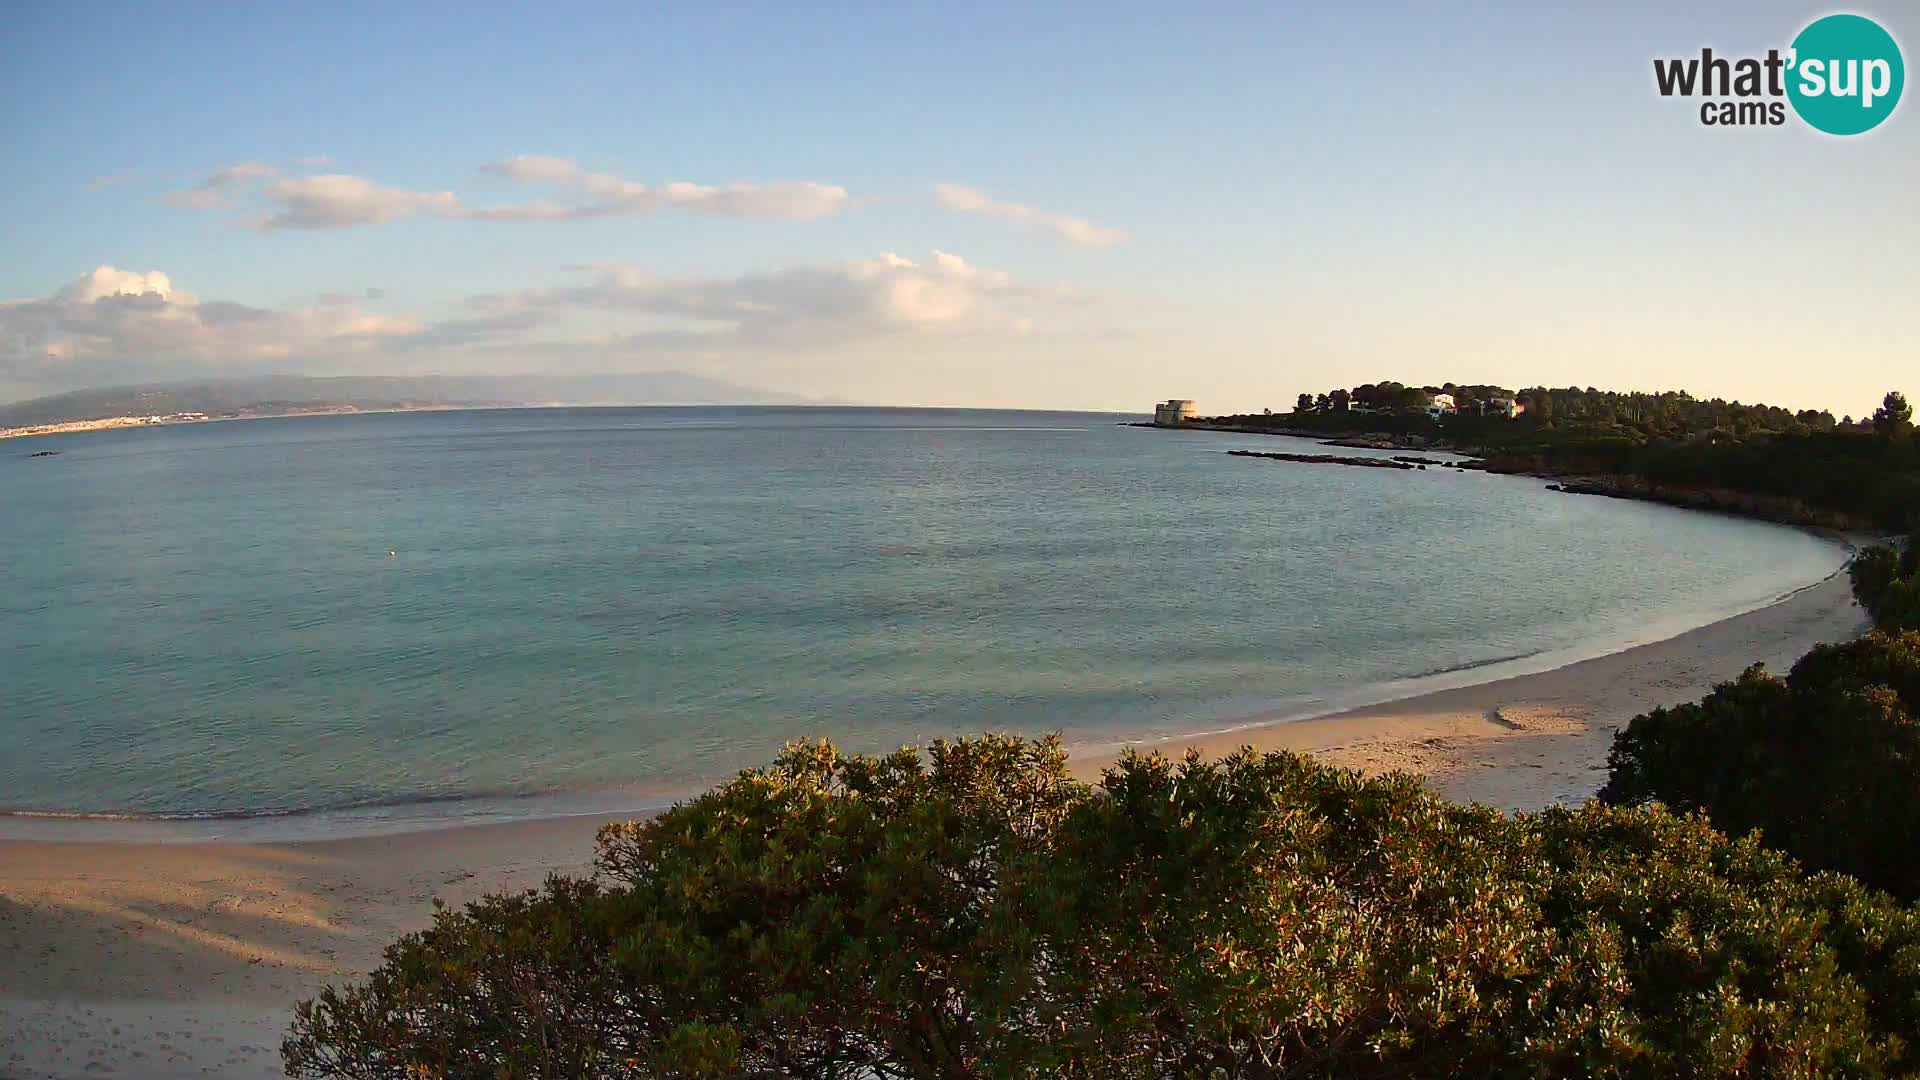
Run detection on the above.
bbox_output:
[2,1,1914,414]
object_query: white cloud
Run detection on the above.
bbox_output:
[500,250,1025,345]
[934,183,1124,248]
[1,267,419,378]
[481,154,581,183]
[2,253,1064,391]
[260,175,462,230]
[211,161,278,185]
[164,156,851,229]
[475,155,849,221]
[56,267,185,304]
[165,161,280,209]
[387,310,550,351]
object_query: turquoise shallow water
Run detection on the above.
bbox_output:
[0,407,1846,836]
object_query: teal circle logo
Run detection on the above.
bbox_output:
[1787,14,1904,135]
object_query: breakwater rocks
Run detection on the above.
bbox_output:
[1324,436,1428,450]
[1128,422,1486,470]
[1228,449,1417,470]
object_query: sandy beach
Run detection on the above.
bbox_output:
[0,566,1869,1079]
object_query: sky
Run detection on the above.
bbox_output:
[1,1,1915,416]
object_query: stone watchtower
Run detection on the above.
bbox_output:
[1153,400,1197,427]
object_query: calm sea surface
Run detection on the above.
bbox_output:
[0,407,1846,837]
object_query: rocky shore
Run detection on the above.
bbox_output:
[1133,421,1882,533]
[1536,475,1876,530]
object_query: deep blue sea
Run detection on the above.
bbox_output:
[0,407,1847,837]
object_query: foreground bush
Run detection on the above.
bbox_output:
[1601,631,1920,903]
[286,736,1920,1079]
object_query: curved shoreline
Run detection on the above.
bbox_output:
[1073,549,1869,808]
[0,536,1873,1078]
[1069,532,1862,767]
[0,528,1862,844]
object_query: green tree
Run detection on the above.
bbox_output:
[1294,392,1314,413]
[288,737,1920,1079]
[1873,390,1913,437]
[1522,389,1554,422]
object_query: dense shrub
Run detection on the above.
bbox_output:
[286,736,1920,1079]
[1602,631,1920,902]
[1852,535,1920,632]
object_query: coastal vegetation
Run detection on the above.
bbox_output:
[1599,627,1920,901]
[285,735,1920,1078]
[1199,384,1919,530]
[1605,530,1920,899]
[1600,534,1920,904]
[1851,533,1920,634]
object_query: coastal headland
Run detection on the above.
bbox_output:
[1133,418,1890,532]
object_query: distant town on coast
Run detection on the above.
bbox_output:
[0,372,818,439]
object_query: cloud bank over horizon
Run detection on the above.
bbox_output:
[10,150,1132,406]
[0,267,421,391]
[0,251,1068,399]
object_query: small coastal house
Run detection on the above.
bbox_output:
[1153,399,1198,427]
[1426,393,1457,419]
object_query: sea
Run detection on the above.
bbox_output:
[0,407,1849,839]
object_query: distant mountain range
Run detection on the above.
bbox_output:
[0,373,820,429]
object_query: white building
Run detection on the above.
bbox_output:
[1153,399,1197,427]
[1426,393,1456,419]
